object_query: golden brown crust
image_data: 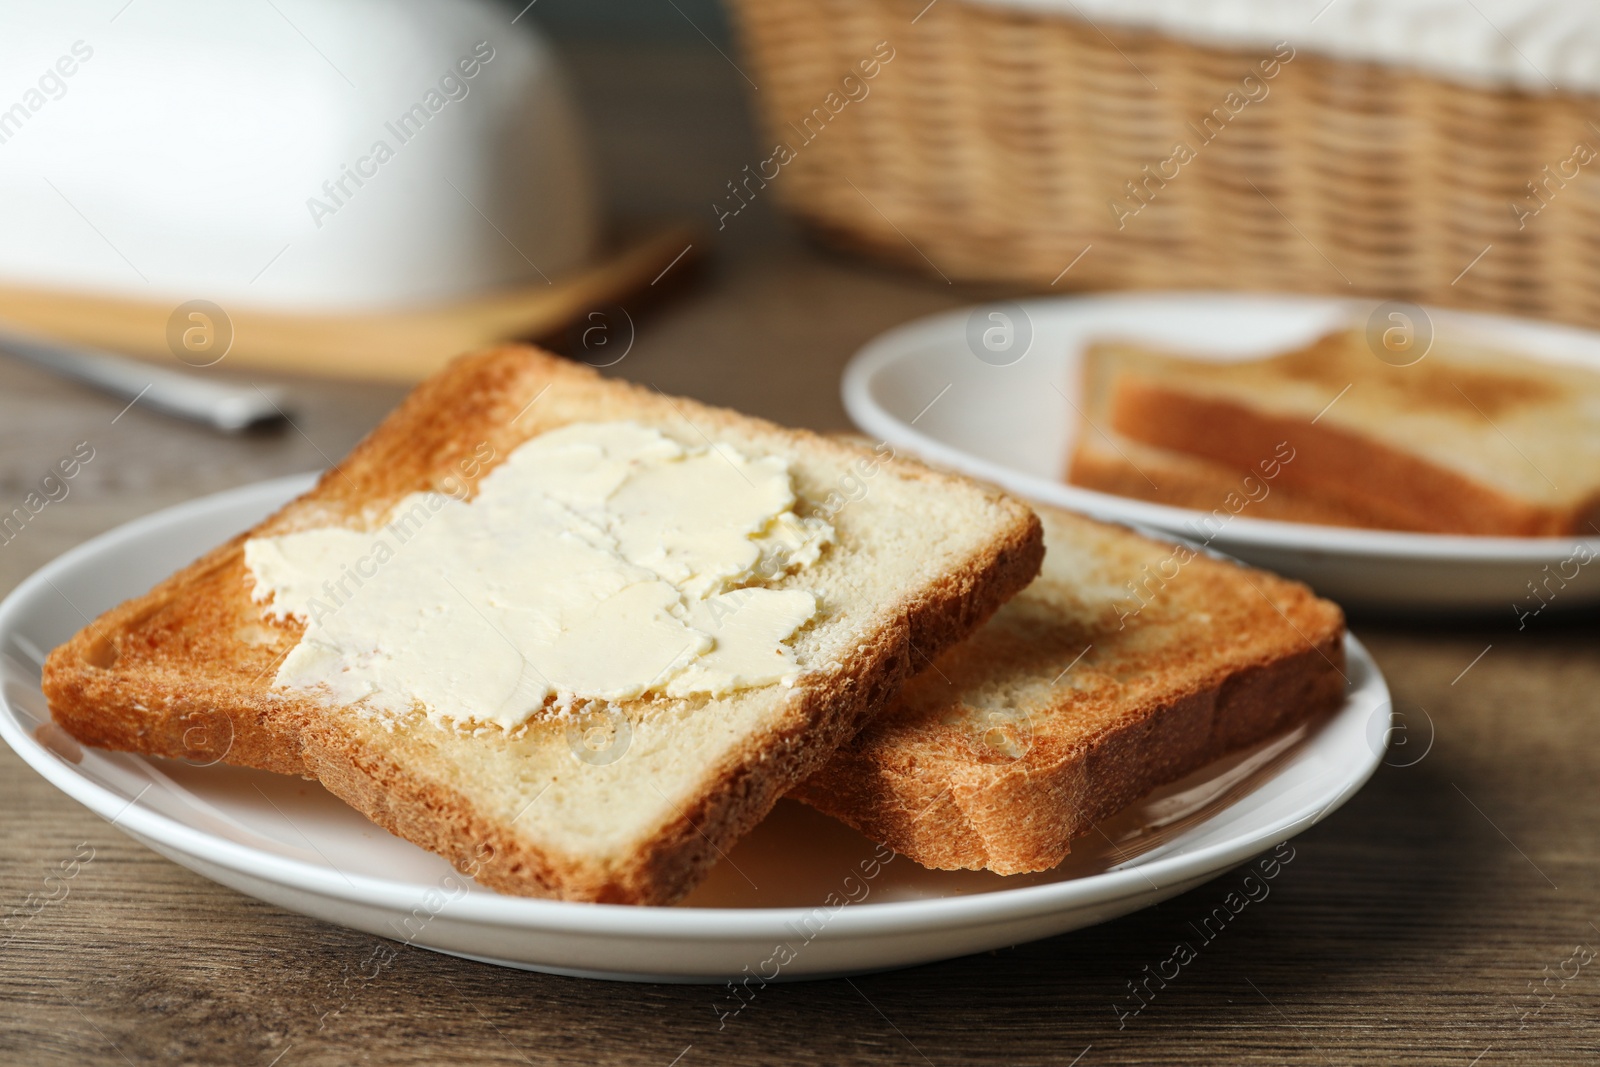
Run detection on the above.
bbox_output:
[793,508,1346,875]
[1108,376,1598,537]
[43,344,1044,904]
[42,541,312,776]
[1066,433,1407,529]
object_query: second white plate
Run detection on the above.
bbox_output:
[843,291,1600,613]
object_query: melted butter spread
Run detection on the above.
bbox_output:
[243,421,833,729]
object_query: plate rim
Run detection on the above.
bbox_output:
[843,289,1600,563]
[0,469,1388,943]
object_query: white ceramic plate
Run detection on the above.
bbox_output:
[0,474,1389,982]
[842,291,1600,613]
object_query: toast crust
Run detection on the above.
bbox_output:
[40,541,313,776]
[793,507,1346,875]
[1066,431,1411,530]
[43,345,1044,904]
[1109,377,1591,536]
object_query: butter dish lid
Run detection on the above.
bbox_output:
[0,0,597,312]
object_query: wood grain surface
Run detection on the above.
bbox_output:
[2,37,1598,1067]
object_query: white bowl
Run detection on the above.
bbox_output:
[843,291,1600,614]
[0,473,1389,981]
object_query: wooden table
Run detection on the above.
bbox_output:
[3,40,1598,1067]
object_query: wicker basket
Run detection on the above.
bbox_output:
[725,0,1600,326]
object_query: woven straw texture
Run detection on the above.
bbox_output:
[725,0,1600,326]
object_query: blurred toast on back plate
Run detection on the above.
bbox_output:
[793,504,1345,874]
[1068,422,1392,528]
[43,346,1044,904]
[1066,328,1600,536]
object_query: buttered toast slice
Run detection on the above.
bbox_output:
[1086,329,1600,536]
[44,346,1044,904]
[794,505,1344,875]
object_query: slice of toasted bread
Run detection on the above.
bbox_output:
[792,504,1345,875]
[44,346,1044,904]
[1067,422,1404,529]
[1085,329,1600,536]
[1066,336,1415,530]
